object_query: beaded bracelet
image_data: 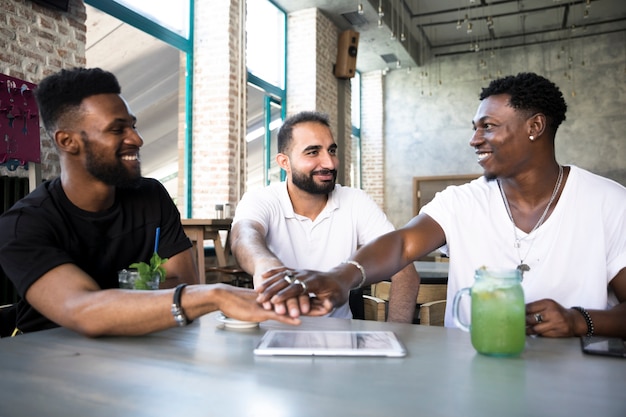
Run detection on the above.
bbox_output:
[342,260,367,289]
[572,306,594,337]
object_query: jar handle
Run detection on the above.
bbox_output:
[452,287,471,332]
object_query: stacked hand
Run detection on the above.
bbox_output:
[255,266,348,318]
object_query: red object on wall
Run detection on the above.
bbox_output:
[0,74,40,170]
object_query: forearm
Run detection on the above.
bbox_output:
[36,283,297,337]
[576,303,626,338]
[230,221,283,286]
[347,215,445,289]
[387,264,420,323]
[61,287,194,336]
[584,269,626,337]
[344,231,413,289]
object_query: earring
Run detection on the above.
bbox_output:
[529,135,535,141]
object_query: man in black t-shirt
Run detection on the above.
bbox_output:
[0,67,299,336]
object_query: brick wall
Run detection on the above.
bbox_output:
[360,71,385,208]
[190,0,246,218]
[0,0,86,180]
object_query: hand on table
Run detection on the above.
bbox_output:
[218,284,301,325]
[255,267,349,318]
[526,299,580,337]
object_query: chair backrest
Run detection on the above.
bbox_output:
[366,281,447,326]
[362,295,386,321]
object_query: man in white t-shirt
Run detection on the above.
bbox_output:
[258,73,626,339]
[231,111,420,322]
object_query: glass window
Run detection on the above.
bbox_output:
[113,0,190,39]
[246,0,285,89]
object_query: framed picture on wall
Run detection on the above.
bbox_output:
[413,174,480,216]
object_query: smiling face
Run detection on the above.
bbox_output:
[77,94,144,188]
[280,121,339,195]
[470,94,534,181]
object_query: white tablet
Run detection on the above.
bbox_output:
[253,330,407,357]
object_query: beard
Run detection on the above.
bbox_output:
[82,132,142,188]
[291,168,337,195]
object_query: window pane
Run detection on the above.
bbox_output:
[246,0,285,88]
[114,0,189,39]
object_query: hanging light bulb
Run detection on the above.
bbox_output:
[400,32,406,42]
[467,22,473,34]
[456,19,462,30]
[583,9,589,19]
[378,0,384,17]
[585,0,591,8]
[390,30,396,40]
[378,17,383,27]
[357,2,364,15]
[396,60,402,69]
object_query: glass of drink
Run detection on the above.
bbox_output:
[118,269,161,290]
[452,267,526,357]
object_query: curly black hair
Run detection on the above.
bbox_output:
[277,111,331,154]
[35,67,121,138]
[479,72,567,133]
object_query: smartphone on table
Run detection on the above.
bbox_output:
[580,336,626,358]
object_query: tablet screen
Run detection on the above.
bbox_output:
[253,330,407,357]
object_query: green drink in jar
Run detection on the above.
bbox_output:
[453,267,526,356]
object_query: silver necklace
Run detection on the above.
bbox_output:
[497,165,563,279]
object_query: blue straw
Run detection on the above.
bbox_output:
[154,227,160,254]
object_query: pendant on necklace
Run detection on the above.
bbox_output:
[517,263,530,280]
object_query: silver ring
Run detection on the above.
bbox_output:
[293,278,307,294]
[283,271,294,284]
[534,313,543,323]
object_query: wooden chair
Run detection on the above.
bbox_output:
[363,295,386,322]
[205,265,253,288]
[364,281,447,326]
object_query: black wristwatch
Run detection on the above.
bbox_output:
[171,284,192,327]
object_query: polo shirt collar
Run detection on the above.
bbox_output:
[278,181,341,219]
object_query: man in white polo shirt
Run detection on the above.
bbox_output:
[230,111,420,322]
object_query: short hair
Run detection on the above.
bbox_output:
[479,72,567,133]
[35,67,121,137]
[277,111,331,154]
